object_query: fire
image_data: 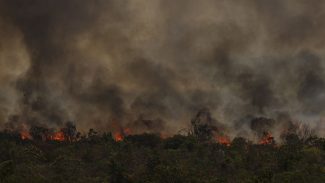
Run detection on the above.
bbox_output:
[114,128,131,141]
[215,135,231,146]
[20,129,66,141]
[20,131,31,140]
[114,133,123,141]
[259,132,274,145]
[50,131,65,141]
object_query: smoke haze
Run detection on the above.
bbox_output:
[0,0,324,137]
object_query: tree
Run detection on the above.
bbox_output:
[61,121,77,142]
[191,109,216,141]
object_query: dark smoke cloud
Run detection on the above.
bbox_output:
[0,0,324,137]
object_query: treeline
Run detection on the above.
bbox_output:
[0,131,324,183]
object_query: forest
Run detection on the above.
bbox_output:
[0,122,324,183]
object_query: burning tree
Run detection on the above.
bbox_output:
[259,132,275,145]
[191,109,216,141]
[60,121,77,142]
[190,109,230,145]
[250,117,275,137]
[250,117,275,145]
[19,122,78,142]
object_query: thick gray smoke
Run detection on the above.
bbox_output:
[0,0,324,137]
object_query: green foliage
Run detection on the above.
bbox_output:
[0,133,324,183]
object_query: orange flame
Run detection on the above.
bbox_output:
[50,131,65,141]
[215,135,231,146]
[20,131,32,140]
[259,132,274,145]
[114,128,131,141]
[114,133,123,141]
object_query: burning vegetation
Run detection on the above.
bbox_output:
[0,0,325,182]
[0,110,323,183]
[215,135,231,146]
[259,132,274,145]
[19,131,31,140]
[20,129,66,142]
[113,128,131,142]
[0,115,324,183]
[14,122,78,142]
[7,109,312,147]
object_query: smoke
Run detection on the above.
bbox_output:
[0,0,324,137]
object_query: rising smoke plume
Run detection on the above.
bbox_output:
[0,0,324,138]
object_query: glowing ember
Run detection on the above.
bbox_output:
[215,135,231,146]
[20,131,32,140]
[259,132,274,145]
[51,131,65,141]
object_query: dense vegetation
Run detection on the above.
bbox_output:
[0,132,324,183]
